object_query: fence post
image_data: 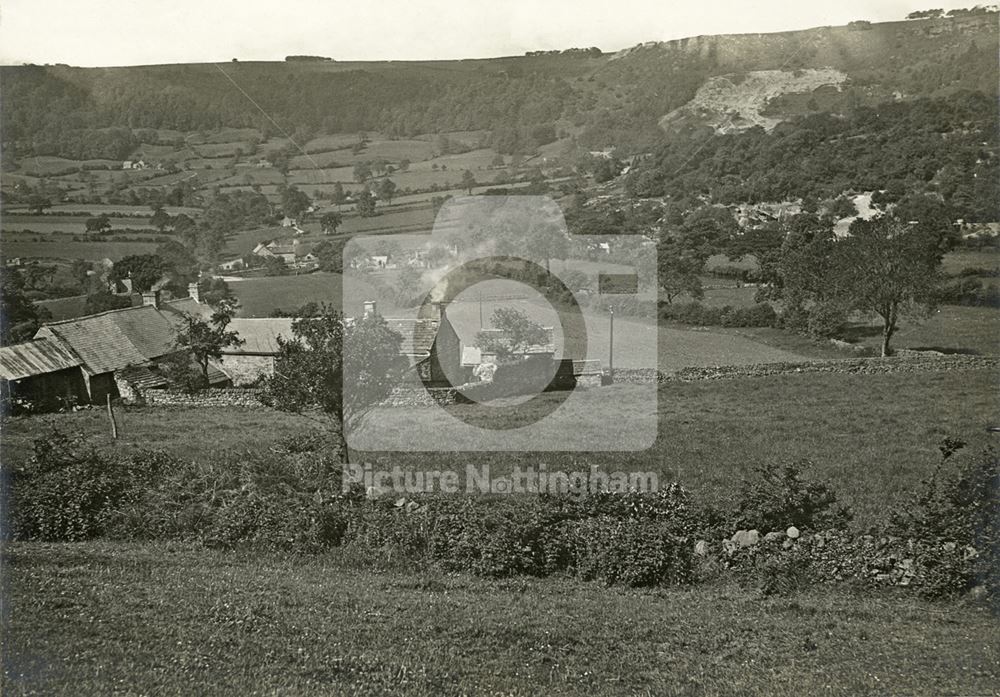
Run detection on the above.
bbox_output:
[106,393,118,440]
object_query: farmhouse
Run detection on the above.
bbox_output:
[31,286,224,403]
[360,301,461,386]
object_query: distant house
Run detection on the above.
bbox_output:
[218,257,245,272]
[253,239,315,266]
[122,160,134,170]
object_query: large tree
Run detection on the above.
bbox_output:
[355,189,377,218]
[834,217,945,356]
[110,254,168,293]
[376,178,397,205]
[320,211,343,235]
[263,306,404,462]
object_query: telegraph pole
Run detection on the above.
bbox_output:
[608,306,614,384]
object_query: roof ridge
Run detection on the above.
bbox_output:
[40,302,155,326]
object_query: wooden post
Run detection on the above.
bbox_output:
[608,306,614,384]
[106,393,118,441]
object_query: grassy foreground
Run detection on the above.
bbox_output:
[3,367,997,526]
[2,542,998,696]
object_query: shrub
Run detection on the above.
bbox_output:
[886,443,999,599]
[659,302,777,328]
[11,430,162,541]
[570,517,694,587]
[729,460,852,534]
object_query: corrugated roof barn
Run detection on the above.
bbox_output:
[0,338,83,381]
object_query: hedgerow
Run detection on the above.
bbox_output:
[7,428,997,600]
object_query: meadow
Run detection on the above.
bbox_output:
[4,366,995,525]
[3,541,997,696]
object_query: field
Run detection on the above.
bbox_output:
[4,367,995,525]
[854,305,1000,356]
[4,542,997,696]
[0,237,160,261]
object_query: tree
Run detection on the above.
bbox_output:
[476,307,550,363]
[461,170,476,195]
[376,178,397,205]
[331,182,347,208]
[84,215,112,233]
[154,240,197,279]
[110,254,167,293]
[69,259,93,291]
[320,212,343,235]
[280,185,311,221]
[172,214,197,247]
[26,193,52,214]
[353,162,372,184]
[657,242,705,304]
[834,217,944,356]
[263,256,288,276]
[263,307,405,462]
[197,277,234,306]
[173,301,243,389]
[1,269,49,344]
[398,158,411,172]
[84,291,133,315]
[150,207,172,232]
[355,189,377,217]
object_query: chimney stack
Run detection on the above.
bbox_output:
[188,282,201,304]
[363,300,377,317]
[141,290,160,309]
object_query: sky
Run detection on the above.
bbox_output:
[0,0,985,66]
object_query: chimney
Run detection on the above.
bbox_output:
[188,282,201,304]
[141,290,160,309]
[363,300,377,317]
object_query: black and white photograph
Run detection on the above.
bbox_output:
[0,1,998,694]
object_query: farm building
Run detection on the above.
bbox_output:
[0,338,88,410]
[253,239,315,266]
[32,287,224,403]
[358,301,461,387]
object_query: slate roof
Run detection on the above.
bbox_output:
[385,319,439,357]
[224,318,294,354]
[34,298,214,375]
[0,338,83,381]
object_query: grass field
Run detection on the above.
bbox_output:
[3,542,997,696]
[855,305,1000,356]
[0,238,160,261]
[4,367,995,524]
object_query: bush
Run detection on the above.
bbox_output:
[935,277,1000,307]
[729,460,852,534]
[886,443,999,599]
[659,302,778,328]
[11,430,163,541]
[570,517,693,587]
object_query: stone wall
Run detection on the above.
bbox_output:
[383,387,462,407]
[141,388,267,408]
[614,355,999,384]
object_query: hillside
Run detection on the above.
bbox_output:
[1,12,996,164]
